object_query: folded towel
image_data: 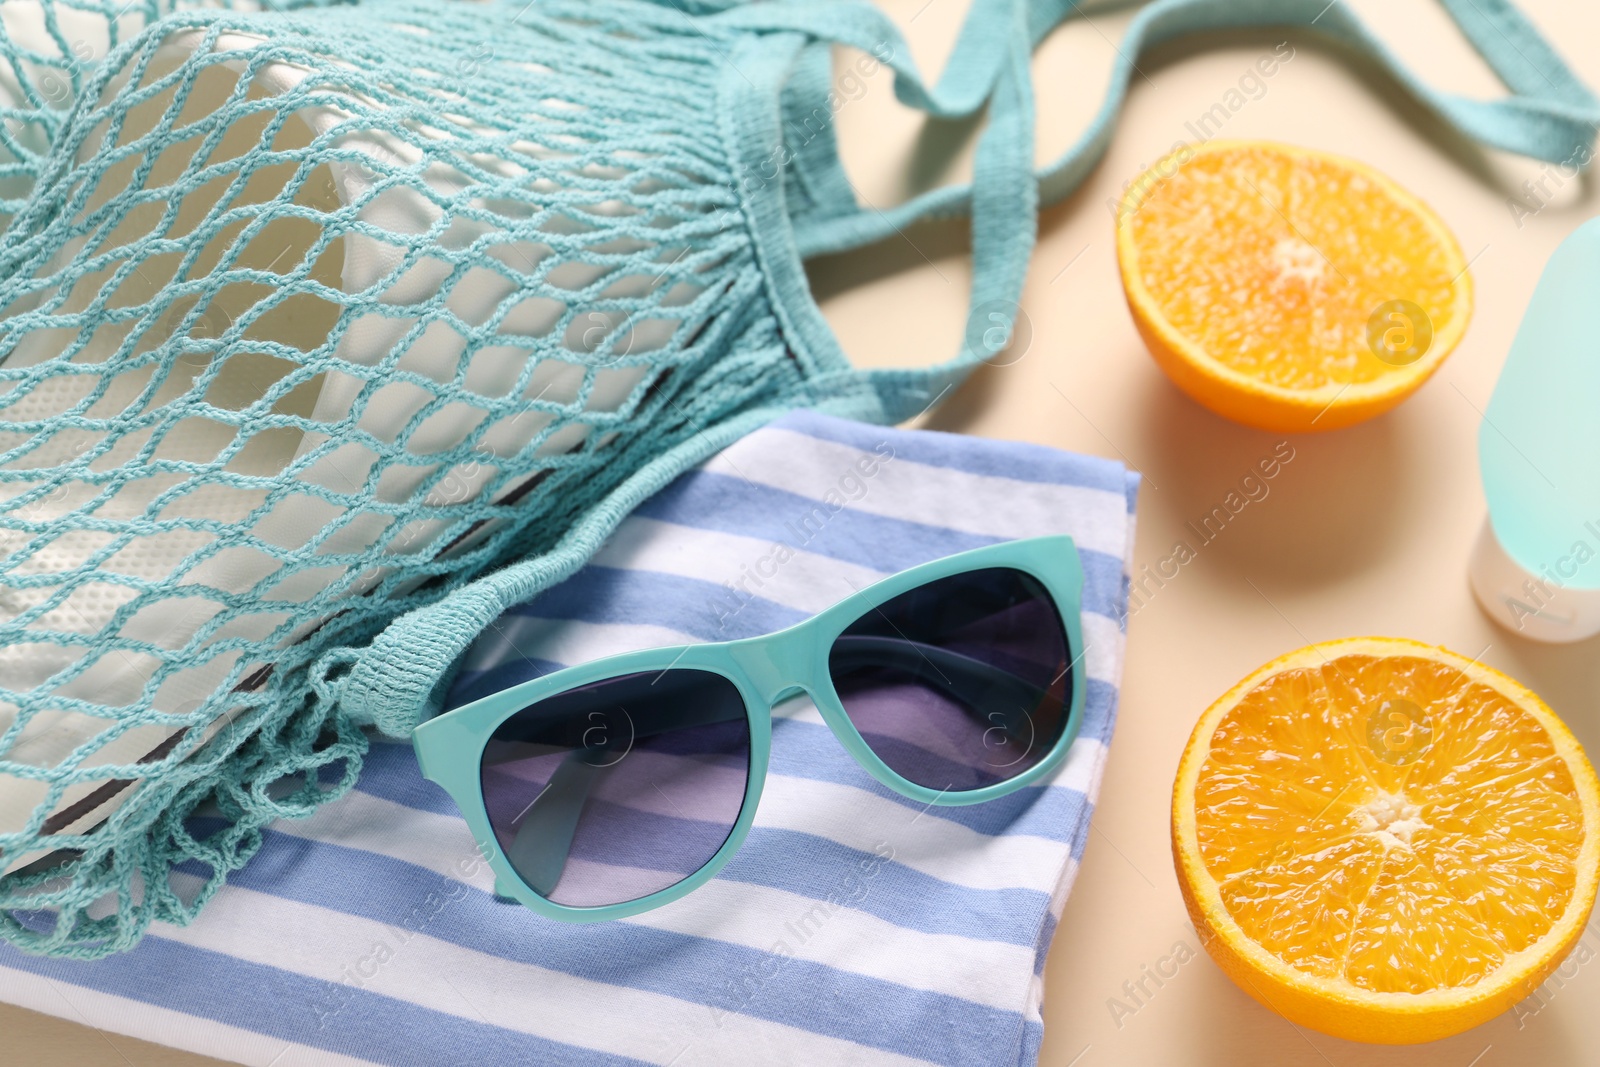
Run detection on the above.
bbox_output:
[0,411,1137,1066]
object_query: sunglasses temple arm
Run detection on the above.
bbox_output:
[828,636,1047,740]
[504,752,606,896]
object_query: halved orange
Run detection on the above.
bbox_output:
[1117,141,1472,432]
[1172,637,1600,1044]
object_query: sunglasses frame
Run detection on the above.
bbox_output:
[411,534,1087,922]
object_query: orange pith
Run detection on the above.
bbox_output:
[1117,141,1472,432]
[1173,637,1600,1044]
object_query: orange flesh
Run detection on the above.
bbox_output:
[1126,145,1465,391]
[1194,653,1585,994]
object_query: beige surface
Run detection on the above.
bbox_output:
[8,0,1600,1063]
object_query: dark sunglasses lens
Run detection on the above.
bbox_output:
[480,669,749,908]
[828,566,1072,792]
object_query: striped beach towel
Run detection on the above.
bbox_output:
[0,411,1138,1066]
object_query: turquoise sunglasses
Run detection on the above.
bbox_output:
[412,535,1086,922]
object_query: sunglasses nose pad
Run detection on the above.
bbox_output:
[769,683,809,705]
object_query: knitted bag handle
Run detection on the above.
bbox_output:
[713,0,1600,423]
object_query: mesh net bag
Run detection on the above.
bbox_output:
[0,0,879,956]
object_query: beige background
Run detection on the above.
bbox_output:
[6,0,1600,1062]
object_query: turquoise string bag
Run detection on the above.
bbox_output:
[0,0,1594,958]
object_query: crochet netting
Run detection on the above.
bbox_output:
[0,0,865,956]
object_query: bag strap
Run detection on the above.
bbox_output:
[710,0,1600,422]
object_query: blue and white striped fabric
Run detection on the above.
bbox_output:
[0,411,1138,1066]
